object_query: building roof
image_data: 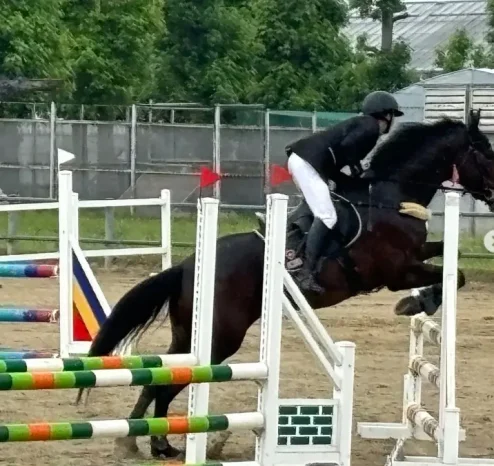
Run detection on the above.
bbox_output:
[345,0,489,70]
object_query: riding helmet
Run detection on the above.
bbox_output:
[362,91,404,117]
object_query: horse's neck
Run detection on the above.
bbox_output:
[339,179,439,208]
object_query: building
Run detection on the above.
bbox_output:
[346,0,489,71]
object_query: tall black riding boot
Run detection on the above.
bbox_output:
[297,219,341,295]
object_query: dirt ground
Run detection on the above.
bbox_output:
[0,269,493,466]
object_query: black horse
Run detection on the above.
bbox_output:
[82,110,494,459]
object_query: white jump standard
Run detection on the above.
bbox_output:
[358,190,494,466]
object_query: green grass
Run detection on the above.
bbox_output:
[0,208,259,268]
[1,209,493,280]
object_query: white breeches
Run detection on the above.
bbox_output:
[287,152,337,229]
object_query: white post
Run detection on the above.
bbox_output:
[311,110,317,133]
[439,190,461,462]
[334,341,356,466]
[185,197,219,464]
[58,170,73,358]
[160,189,172,270]
[256,194,288,466]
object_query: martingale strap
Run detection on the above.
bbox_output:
[399,202,431,221]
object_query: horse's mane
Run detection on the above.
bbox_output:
[369,118,467,178]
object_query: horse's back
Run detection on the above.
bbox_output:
[181,231,265,279]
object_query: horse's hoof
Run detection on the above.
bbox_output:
[207,431,232,459]
[114,437,141,458]
[394,296,422,316]
[151,444,184,460]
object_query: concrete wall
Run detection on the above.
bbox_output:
[0,116,492,237]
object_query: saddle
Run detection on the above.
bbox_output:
[256,193,430,274]
[256,192,362,272]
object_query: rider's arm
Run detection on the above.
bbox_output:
[339,121,380,177]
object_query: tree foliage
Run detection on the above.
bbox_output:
[1,0,417,110]
[252,0,353,109]
[0,0,71,81]
[350,0,409,51]
[160,0,262,103]
[434,29,491,72]
[64,0,165,105]
[335,39,414,109]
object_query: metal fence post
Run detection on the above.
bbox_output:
[263,108,271,195]
[7,212,18,255]
[104,206,115,268]
[213,105,221,200]
[130,104,137,213]
[49,101,56,198]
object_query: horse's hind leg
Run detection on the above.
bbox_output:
[150,349,236,460]
[114,385,157,456]
[388,262,465,316]
[150,330,252,460]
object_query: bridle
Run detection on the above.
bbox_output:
[453,131,494,203]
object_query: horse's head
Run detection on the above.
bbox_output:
[455,109,494,210]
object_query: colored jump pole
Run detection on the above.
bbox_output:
[0,362,268,391]
[0,308,59,323]
[0,264,58,278]
[0,412,264,442]
[0,353,198,373]
[0,351,56,360]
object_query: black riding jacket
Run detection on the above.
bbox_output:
[286,115,381,180]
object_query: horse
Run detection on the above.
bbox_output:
[81,109,494,459]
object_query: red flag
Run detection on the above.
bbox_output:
[199,166,221,188]
[270,164,292,186]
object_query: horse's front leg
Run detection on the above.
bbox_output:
[419,241,444,261]
[386,261,465,316]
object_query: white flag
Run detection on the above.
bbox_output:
[58,148,75,167]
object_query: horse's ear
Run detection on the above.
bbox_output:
[469,108,481,129]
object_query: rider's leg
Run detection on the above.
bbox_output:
[287,153,341,294]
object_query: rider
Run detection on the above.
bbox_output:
[285,90,404,294]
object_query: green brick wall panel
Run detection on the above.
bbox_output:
[322,406,334,415]
[313,416,332,425]
[277,436,288,445]
[279,406,298,415]
[300,406,319,415]
[278,427,296,436]
[320,426,333,436]
[299,427,318,435]
[277,403,335,447]
[291,436,310,445]
[278,416,289,425]
[291,416,311,425]
[313,436,332,445]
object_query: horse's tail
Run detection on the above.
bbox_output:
[87,265,184,357]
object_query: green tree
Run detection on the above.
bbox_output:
[335,38,414,109]
[253,0,352,109]
[435,29,491,72]
[64,0,165,105]
[0,0,71,81]
[350,0,409,52]
[160,0,262,104]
